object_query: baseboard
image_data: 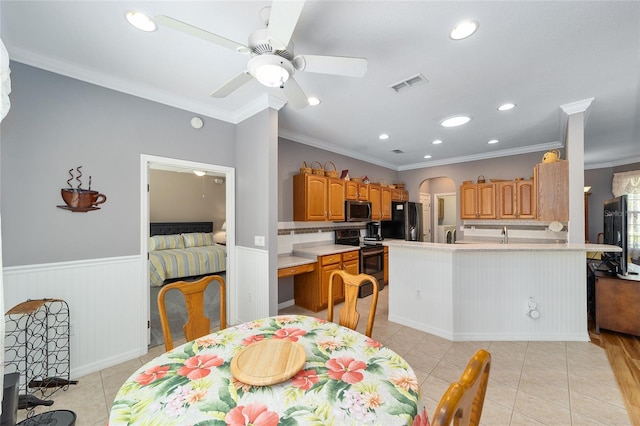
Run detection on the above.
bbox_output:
[278,299,295,310]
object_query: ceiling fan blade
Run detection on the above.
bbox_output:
[282,77,308,109]
[293,54,368,77]
[155,15,248,53]
[210,72,253,98]
[267,0,305,50]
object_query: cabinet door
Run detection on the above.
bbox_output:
[381,187,392,220]
[369,184,382,220]
[327,178,345,221]
[477,184,496,219]
[358,183,369,201]
[320,262,341,307]
[497,182,517,219]
[517,180,536,219]
[293,174,328,221]
[536,161,568,221]
[345,181,359,200]
[460,184,478,219]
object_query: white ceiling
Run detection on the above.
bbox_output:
[2,1,639,170]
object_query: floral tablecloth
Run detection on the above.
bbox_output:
[109,315,429,425]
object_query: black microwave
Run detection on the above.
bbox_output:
[345,200,372,222]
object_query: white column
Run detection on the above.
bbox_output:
[561,98,593,244]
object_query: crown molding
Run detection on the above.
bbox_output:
[278,129,399,170]
[584,155,640,170]
[398,141,564,171]
[560,97,595,116]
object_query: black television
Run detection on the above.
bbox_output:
[603,195,640,280]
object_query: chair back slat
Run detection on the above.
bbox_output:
[327,270,379,338]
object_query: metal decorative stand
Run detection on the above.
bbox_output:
[4,299,76,417]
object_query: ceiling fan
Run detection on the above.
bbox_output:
[155,0,367,108]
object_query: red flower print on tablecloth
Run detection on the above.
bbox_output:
[326,357,367,384]
[273,327,307,342]
[291,369,319,391]
[413,408,431,426]
[225,403,279,426]
[135,365,170,386]
[365,337,383,349]
[389,373,419,393]
[177,354,224,380]
[242,334,265,346]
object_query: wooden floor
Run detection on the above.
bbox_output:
[590,328,640,425]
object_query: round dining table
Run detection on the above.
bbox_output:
[109,314,428,425]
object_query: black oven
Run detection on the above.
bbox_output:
[360,244,385,297]
[335,229,386,298]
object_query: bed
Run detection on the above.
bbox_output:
[149,222,226,287]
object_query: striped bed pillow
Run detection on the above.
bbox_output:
[182,232,215,248]
[149,234,184,251]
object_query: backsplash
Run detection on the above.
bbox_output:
[278,222,365,254]
[461,222,567,244]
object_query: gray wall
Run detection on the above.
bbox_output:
[585,162,640,243]
[278,137,399,221]
[1,62,236,266]
[149,169,226,229]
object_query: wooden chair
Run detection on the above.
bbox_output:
[431,349,491,426]
[157,275,226,351]
[327,270,379,338]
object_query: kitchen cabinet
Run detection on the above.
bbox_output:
[497,180,536,219]
[345,181,369,201]
[595,274,640,336]
[460,183,496,219]
[392,188,409,201]
[369,185,392,221]
[293,174,345,221]
[535,161,568,222]
[294,250,359,312]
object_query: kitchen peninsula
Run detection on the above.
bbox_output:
[384,241,620,341]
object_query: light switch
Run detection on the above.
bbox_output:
[254,236,265,247]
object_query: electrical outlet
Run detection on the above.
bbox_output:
[254,236,265,246]
[416,289,422,300]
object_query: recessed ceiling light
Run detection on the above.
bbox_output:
[126,11,157,32]
[308,97,321,106]
[424,155,432,159]
[432,139,443,145]
[488,139,499,144]
[498,103,516,111]
[379,134,389,140]
[450,20,478,40]
[441,115,471,128]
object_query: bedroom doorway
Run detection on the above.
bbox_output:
[141,154,235,348]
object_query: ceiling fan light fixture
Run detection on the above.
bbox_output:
[126,11,157,32]
[249,55,293,88]
[450,20,478,40]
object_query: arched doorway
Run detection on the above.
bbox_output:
[419,177,457,242]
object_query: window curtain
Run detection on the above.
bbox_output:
[612,170,640,260]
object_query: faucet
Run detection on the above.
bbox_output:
[501,226,509,244]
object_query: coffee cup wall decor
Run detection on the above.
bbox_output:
[57,166,107,212]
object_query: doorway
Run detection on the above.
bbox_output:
[140,154,236,347]
[419,177,457,243]
[434,193,456,243]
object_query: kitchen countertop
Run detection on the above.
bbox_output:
[383,240,622,252]
[292,244,361,258]
[278,254,317,269]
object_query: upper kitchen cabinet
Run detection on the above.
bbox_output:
[369,184,392,221]
[535,161,569,222]
[391,188,409,201]
[345,180,369,201]
[497,180,536,219]
[460,183,496,219]
[294,174,345,221]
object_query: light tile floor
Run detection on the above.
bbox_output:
[19,287,630,425]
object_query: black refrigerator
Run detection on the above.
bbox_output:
[381,201,423,241]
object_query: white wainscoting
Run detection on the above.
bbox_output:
[234,246,270,324]
[388,244,589,341]
[3,256,146,378]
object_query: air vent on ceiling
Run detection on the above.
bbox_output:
[388,73,428,93]
[391,149,404,154]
